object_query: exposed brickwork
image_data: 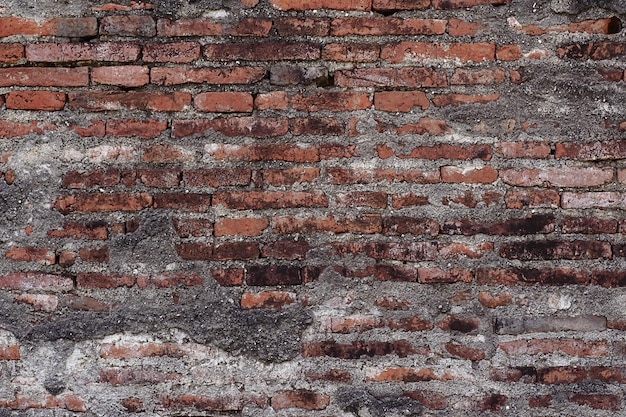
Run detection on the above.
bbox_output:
[0,1,625,416]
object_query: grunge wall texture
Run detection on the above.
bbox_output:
[0,0,625,415]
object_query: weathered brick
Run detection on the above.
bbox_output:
[380,143,491,160]
[439,242,494,259]
[437,316,480,333]
[26,42,141,63]
[156,19,222,36]
[153,193,212,212]
[291,117,344,136]
[137,273,203,289]
[556,140,626,160]
[374,91,429,112]
[442,214,555,236]
[213,191,327,210]
[331,18,446,36]
[477,268,590,286]
[79,247,109,263]
[372,0,429,11]
[176,242,259,261]
[183,169,251,187]
[432,93,500,107]
[270,65,329,86]
[271,390,329,410]
[6,247,55,265]
[194,92,253,113]
[447,19,487,36]
[77,273,135,289]
[54,193,152,214]
[500,240,611,260]
[367,367,438,382]
[246,265,302,286]
[495,142,551,158]
[212,268,244,286]
[499,339,609,357]
[501,167,613,187]
[569,394,621,410]
[91,66,149,87]
[241,291,297,310]
[274,18,330,36]
[143,42,200,63]
[432,0,510,8]
[445,342,486,361]
[69,92,191,112]
[562,192,626,209]
[151,67,266,85]
[0,67,89,87]
[106,119,168,139]
[335,241,438,261]
[381,42,496,63]
[100,15,156,37]
[214,218,268,237]
[142,144,194,163]
[537,366,625,384]
[441,166,498,183]
[562,217,618,234]
[173,117,289,138]
[383,216,439,236]
[205,42,320,61]
[303,340,420,358]
[505,189,560,208]
[336,191,387,208]
[291,91,371,111]
[322,43,379,62]
[335,67,447,88]
[261,240,311,261]
[403,391,448,410]
[262,167,320,186]
[271,0,371,11]
[495,316,606,335]
[0,44,24,63]
[6,91,65,111]
[478,291,512,308]
[419,268,473,284]
[224,18,273,36]
[272,214,381,234]
[48,221,109,240]
[137,169,181,188]
[557,41,625,60]
[173,219,212,238]
[161,395,266,412]
[328,167,440,184]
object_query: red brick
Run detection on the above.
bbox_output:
[100,15,156,37]
[562,192,626,209]
[477,268,590,286]
[0,120,55,138]
[291,117,344,136]
[450,68,506,85]
[495,141,551,158]
[367,367,439,382]
[478,291,512,308]
[79,247,109,263]
[332,17,446,36]
[433,93,500,107]
[386,118,452,135]
[336,191,387,208]
[214,191,327,210]
[505,189,560,208]
[194,92,253,113]
[322,43,379,62]
[0,44,24,63]
[26,42,140,63]
[441,166,497,183]
[142,144,194,163]
[6,247,56,265]
[372,0,429,11]
[53,193,152,214]
[77,273,135,289]
[500,240,611,260]
[224,18,272,36]
[5,91,65,111]
[567,17,622,34]
[143,42,200,63]
[205,143,318,163]
[205,42,320,61]
[272,214,381,234]
[246,265,302,286]
[304,340,420,359]
[100,368,181,385]
[500,167,613,187]
[62,169,120,189]
[272,390,329,410]
[0,67,88,87]
[106,119,168,139]
[433,0,510,8]
[439,242,494,259]
[214,218,268,237]
[173,117,288,138]
[374,91,429,112]
[328,167,440,184]
[556,140,626,160]
[212,268,244,286]
[570,393,621,410]
[382,143,491,160]
[383,216,439,236]
[241,291,297,310]
[441,214,555,236]
[447,19,487,36]
[271,0,371,11]
[177,242,259,261]
[419,268,473,284]
[70,120,106,137]
[291,91,372,112]
[262,167,320,186]
[562,217,618,234]
[496,44,523,60]
[0,345,20,360]
[137,169,181,188]
[403,391,447,410]
[499,339,609,357]
[335,241,437,261]
[69,92,191,112]
[161,395,266,412]
[172,219,212,238]
[49,17,99,37]
[335,67,447,88]
[261,240,310,260]
[557,41,625,60]
[537,366,626,384]
[445,342,486,361]
[156,19,222,36]
[320,144,358,159]
[478,394,507,412]
[255,92,289,110]
[137,273,203,289]
[151,67,266,85]
[381,42,495,63]
[48,222,109,240]
[0,273,73,291]
[92,66,149,87]
[274,18,330,36]
[183,169,251,187]
[598,67,624,82]
[153,193,211,212]
[437,316,480,333]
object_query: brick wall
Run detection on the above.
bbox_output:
[0,0,625,415]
